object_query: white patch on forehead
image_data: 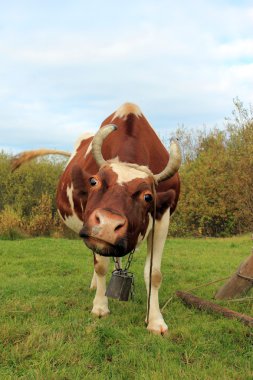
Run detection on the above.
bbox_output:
[112,103,142,121]
[110,163,149,185]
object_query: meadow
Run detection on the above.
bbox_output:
[0,235,252,380]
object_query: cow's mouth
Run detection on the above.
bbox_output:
[82,234,128,257]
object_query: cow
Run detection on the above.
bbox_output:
[13,103,181,335]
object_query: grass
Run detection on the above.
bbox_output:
[0,235,252,379]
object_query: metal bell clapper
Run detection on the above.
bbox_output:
[105,269,134,301]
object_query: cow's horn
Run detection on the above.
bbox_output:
[92,124,117,167]
[154,138,182,183]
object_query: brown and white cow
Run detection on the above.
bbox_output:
[13,103,181,335]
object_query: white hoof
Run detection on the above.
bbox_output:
[147,318,168,335]
[92,298,110,317]
[92,306,110,317]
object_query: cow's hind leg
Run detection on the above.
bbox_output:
[144,208,170,335]
[91,254,110,317]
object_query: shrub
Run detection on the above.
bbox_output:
[27,193,53,236]
[0,206,24,240]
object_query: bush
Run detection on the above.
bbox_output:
[0,206,24,240]
[27,193,53,236]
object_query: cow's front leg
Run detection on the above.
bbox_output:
[91,254,110,317]
[144,208,170,335]
[90,270,97,289]
[90,257,121,290]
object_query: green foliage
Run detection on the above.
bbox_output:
[0,206,24,240]
[224,100,253,233]
[9,157,64,218]
[170,98,253,237]
[27,193,53,236]
[0,237,252,379]
[0,154,66,238]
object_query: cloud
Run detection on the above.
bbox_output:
[216,39,253,60]
[0,0,253,152]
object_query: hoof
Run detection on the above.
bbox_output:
[147,319,168,336]
[91,305,110,318]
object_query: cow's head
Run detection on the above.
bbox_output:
[71,125,181,257]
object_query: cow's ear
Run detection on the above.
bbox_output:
[71,165,90,198]
[156,189,176,216]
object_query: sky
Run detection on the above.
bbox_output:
[0,0,253,153]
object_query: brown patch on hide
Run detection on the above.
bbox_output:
[94,262,108,276]
[152,269,162,288]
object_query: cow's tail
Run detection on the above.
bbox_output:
[11,149,71,171]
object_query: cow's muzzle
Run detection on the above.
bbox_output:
[80,233,128,257]
[80,209,129,256]
[84,208,128,242]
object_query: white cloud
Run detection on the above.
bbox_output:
[216,39,253,60]
[0,0,253,151]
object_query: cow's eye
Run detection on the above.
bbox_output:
[144,194,153,203]
[89,177,98,186]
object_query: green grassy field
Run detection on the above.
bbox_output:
[0,236,252,379]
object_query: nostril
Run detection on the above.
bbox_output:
[79,228,88,238]
[94,211,101,225]
[114,223,123,232]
